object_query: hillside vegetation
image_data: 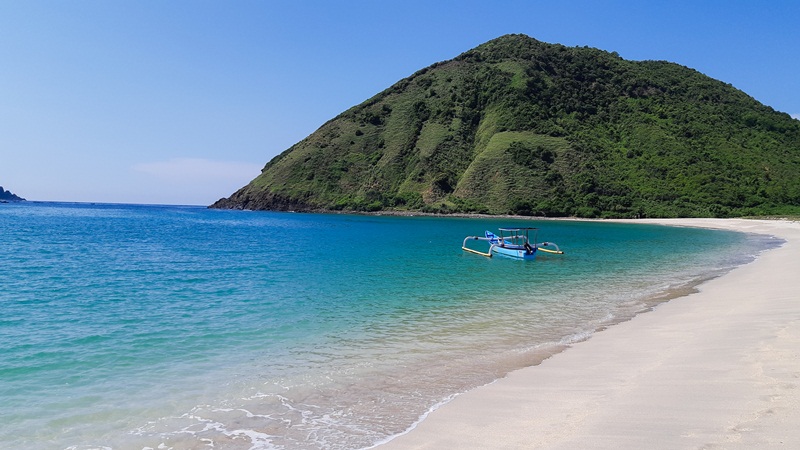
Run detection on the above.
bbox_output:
[212,34,800,218]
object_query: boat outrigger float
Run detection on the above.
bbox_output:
[462,227,564,260]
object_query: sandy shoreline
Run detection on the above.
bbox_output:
[379,218,800,449]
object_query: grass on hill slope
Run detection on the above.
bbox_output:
[212,34,800,218]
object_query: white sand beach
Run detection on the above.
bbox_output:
[380,219,800,449]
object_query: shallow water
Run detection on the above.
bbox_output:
[0,203,779,449]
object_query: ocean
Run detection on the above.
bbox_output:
[0,202,779,449]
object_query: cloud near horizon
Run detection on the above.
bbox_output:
[792,113,800,121]
[132,158,263,183]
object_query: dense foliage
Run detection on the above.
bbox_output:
[212,34,800,218]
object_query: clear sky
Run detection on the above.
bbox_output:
[2,1,798,205]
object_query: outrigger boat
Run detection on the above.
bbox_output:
[462,227,564,260]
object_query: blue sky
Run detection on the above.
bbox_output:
[2,1,798,205]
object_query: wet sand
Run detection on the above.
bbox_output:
[379,218,800,449]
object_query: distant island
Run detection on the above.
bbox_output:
[0,186,25,202]
[211,34,800,218]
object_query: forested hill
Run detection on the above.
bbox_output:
[211,34,800,218]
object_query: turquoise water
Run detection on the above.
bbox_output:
[0,203,779,449]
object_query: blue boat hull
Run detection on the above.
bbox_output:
[491,245,536,260]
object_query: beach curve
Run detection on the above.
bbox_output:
[378,218,800,449]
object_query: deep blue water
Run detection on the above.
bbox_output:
[0,202,777,449]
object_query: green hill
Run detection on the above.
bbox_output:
[211,34,800,218]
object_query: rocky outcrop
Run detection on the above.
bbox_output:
[0,186,25,202]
